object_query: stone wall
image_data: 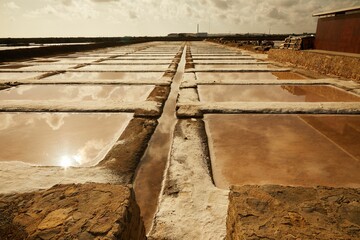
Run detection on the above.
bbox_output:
[0,183,146,240]
[268,49,360,82]
[227,185,360,240]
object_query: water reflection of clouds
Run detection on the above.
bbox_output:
[15,85,34,95]
[195,65,269,71]
[40,114,69,131]
[79,65,168,71]
[0,114,16,131]
[0,72,42,80]
[43,72,163,81]
[61,138,107,167]
[0,113,132,166]
[196,72,277,81]
[199,85,307,102]
[0,85,154,102]
[205,114,360,189]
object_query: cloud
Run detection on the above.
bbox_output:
[3,0,360,37]
[276,0,297,8]
[61,0,73,6]
[92,0,118,2]
[26,0,100,20]
[211,0,230,10]
[3,1,20,10]
[268,7,287,20]
[129,10,137,19]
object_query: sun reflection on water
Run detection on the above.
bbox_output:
[59,155,82,169]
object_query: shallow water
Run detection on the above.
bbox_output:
[43,71,164,81]
[0,85,154,101]
[134,46,185,232]
[205,114,360,189]
[195,65,271,70]
[0,72,44,80]
[191,56,253,60]
[78,64,169,71]
[196,72,278,81]
[114,56,174,60]
[272,72,306,79]
[198,85,360,102]
[4,64,77,71]
[100,60,172,64]
[0,113,132,167]
[193,60,260,64]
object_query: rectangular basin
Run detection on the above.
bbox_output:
[43,72,164,81]
[196,72,278,81]
[205,114,360,189]
[198,85,360,102]
[0,85,154,102]
[0,72,44,81]
[78,64,169,71]
[0,113,132,167]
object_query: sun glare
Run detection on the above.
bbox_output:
[60,155,83,168]
[60,155,72,169]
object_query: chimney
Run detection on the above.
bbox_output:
[197,24,199,33]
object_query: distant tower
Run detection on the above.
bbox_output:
[197,24,199,33]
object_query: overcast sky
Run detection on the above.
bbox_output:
[1,0,359,37]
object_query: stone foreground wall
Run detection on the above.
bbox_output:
[268,49,360,82]
[0,183,146,240]
[227,185,360,240]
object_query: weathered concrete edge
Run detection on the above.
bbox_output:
[0,79,172,86]
[0,69,174,73]
[177,102,360,117]
[149,119,228,240]
[180,79,360,94]
[98,117,158,183]
[0,100,160,114]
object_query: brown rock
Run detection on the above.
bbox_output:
[38,208,72,230]
[0,183,146,240]
[35,227,61,240]
[227,185,360,240]
[78,231,95,240]
[88,218,113,235]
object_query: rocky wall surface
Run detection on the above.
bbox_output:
[268,49,360,82]
[227,185,360,240]
[0,183,146,240]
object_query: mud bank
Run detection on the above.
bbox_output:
[0,183,145,240]
[269,49,360,82]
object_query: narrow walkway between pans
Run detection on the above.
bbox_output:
[134,45,186,232]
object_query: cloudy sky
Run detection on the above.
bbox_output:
[1,0,359,37]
